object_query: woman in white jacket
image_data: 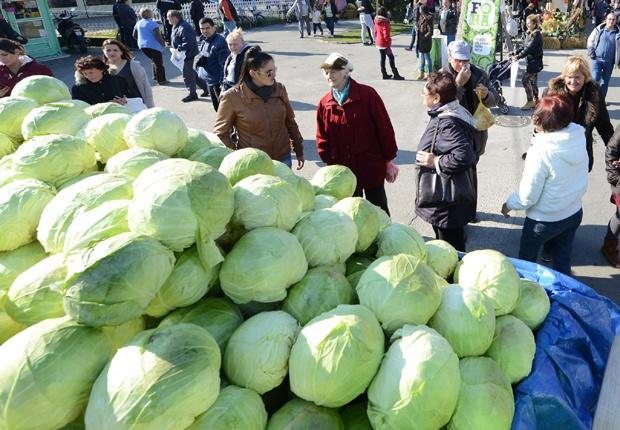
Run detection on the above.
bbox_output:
[501,95,589,275]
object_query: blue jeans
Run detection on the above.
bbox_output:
[325,16,335,35]
[223,20,237,36]
[446,33,455,44]
[408,25,418,53]
[518,209,583,275]
[592,58,613,99]
[419,52,432,72]
[280,153,292,168]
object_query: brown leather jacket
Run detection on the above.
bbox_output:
[213,81,304,160]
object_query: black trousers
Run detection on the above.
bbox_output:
[379,47,397,75]
[353,185,390,215]
[162,19,173,43]
[183,56,197,96]
[432,225,466,252]
[197,77,222,111]
[142,47,167,83]
[119,26,137,48]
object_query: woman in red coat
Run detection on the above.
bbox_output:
[0,38,53,98]
[374,7,404,80]
[316,52,399,214]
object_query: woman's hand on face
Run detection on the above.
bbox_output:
[612,159,620,169]
[501,202,511,218]
[415,150,437,168]
[296,155,305,170]
[112,96,128,105]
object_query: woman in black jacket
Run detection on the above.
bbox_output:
[71,55,128,105]
[512,14,543,110]
[603,125,620,268]
[415,71,478,251]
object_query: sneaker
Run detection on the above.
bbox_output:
[182,94,199,103]
[416,71,425,80]
[520,100,535,110]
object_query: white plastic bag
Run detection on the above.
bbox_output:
[170,48,185,72]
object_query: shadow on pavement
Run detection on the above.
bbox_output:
[290,100,317,111]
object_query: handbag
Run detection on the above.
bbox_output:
[415,121,477,208]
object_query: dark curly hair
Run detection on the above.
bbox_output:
[74,55,108,72]
[425,71,457,104]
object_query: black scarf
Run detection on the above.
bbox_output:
[244,77,274,103]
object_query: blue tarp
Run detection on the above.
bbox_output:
[510,259,620,430]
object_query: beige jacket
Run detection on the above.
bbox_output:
[108,59,154,108]
[213,81,303,160]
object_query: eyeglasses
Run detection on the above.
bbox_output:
[259,67,277,78]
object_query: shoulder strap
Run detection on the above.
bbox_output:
[430,119,440,154]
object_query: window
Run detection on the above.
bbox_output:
[48,0,78,7]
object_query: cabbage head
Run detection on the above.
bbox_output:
[356,254,441,333]
[11,134,97,187]
[80,113,131,162]
[367,325,461,430]
[219,148,275,185]
[375,223,427,260]
[447,357,514,430]
[233,174,302,231]
[104,147,169,179]
[55,99,90,109]
[332,197,380,252]
[289,304,384,407]
[220,227,307,304]
[146,246,220,317]
[0,317,114,430]
[0,311,26,344]
[425,239,459,279]
[454,250,520,316]
[21,102,90,140]
[4,253,67,325]
[314,194,338,210]
[159,297,243,351]
[374,205,391,233]
[0,132,17,157]
[187,385,268,430]
[179,128,224,158]
[282,266,355,325]
[292,208,358,267]
[311,165,357,200]
[190,145,233,169]
[85,101,131,117]
[124,107,187,155]
[224,311,300,394]
[11,75,71,105]
[345,254,375,289]
[511,279,550,330]
[340,402,372,430]
[85,323,221,430]
[0,179,56,252]
[63,200,130,253]
[428,284,496,357]
[280,174,315,212]
[273,160,295,177]
[0,242,47,295]
[485,315,536,384]
[128,159,234,268]
[267,398,345,430]
[0,97,39,141]
[64,232,175,327]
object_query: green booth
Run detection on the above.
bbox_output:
[1,0,62,60]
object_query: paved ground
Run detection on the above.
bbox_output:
[45,20,620,304]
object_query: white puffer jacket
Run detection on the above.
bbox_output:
[506,122,589,222]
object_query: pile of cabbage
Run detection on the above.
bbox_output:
[0,76,551,430]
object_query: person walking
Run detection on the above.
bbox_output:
[603,124,620,268]
[315,52,399,214]
[156,0,181,44]
[214,47,305,169]
[71,55,128,105]
[218,0,239,36]
[587,11,620,99]
[502,95,588,275]
[0,38,52,98]
[439,0,458,44]
[357,0,375,45]
[405,0,422,52]
[102,39,154,109]
[323,0,338,37]
[289,0,312,38]
[133,8,167,85]
[415,71,478,251]
[168,10,199,102]
[374,7,404,80]
[196,17,229,111]
[511,14,543,110]
[416,5,434,80]
[311,5,324,36]
[545,56,614,172]
[113,0,138,49]
[190,0,205,35]
[221,28,251,90]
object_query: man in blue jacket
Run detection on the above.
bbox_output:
[168,10,199,102]
[196,17,230,111]
[113,0,138,48]
[587,11,620,99]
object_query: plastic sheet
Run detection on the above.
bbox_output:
[510,258,620,430]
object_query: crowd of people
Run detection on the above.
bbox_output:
[1,1,620,276]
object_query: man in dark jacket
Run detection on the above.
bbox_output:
[168,10,199,102]
[157,0,182,43]
[113,0,138,48]
[196,17,230,111]
[439,0,458,43]
[190,0,205,34]
[0,15,27,44]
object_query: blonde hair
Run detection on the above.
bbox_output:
[226,28,245,44]
[561,56,592,83]
[139,8,153,18]
[526,14,539,29]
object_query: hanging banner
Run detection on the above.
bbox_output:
[459,0,501,71]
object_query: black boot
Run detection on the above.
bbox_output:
[382,71,392,79]
[392,68,405,80]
